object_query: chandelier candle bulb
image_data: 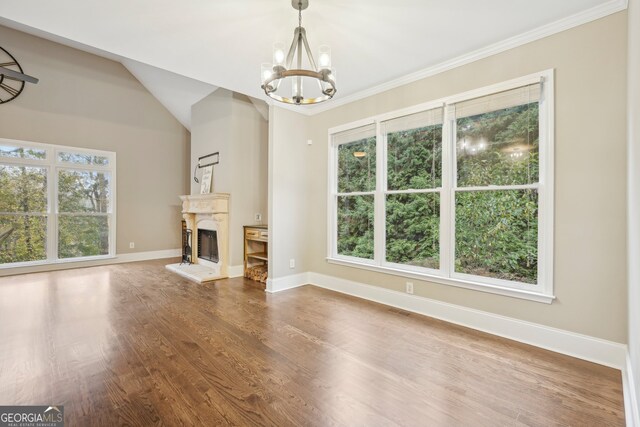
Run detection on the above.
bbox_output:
[318,45,331,69]
[261,63,273,87]
[273,43,286,67]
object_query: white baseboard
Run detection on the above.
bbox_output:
[624,352,640,427]
[307,272,627,370]
[228,264,244,278]
[266,272,309,293]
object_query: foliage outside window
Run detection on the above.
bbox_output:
[0,140,115,266]
[336,125,376,260]
[329,72,553,300]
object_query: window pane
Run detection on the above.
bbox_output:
[456,86,540,187]
[386,193,439,269]
[58,215,109,259]
[0,145,46,160]
[385,109,443,190]
[0,215,47,263]
[455,190,538,284]
[58,151,109,166]
[338,137,376,193]
[58,169,110,213]
[0,165,47,212]
[337,195,374,259]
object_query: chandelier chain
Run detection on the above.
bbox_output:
[298,2,302,28]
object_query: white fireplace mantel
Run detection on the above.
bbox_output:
[180,193,230,215]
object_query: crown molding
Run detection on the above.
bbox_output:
[286,0,627,117]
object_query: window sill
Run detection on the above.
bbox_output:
[326,257,555,304]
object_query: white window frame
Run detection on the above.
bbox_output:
[0,138,117,268]
[327,70,555,303]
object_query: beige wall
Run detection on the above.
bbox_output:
[304,12,628,343]
[191,89,268,267]
[268,107,310,278]
[191,90,233,197]
[0,25,190,259]
[627,0,640,413]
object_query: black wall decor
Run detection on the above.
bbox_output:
[0,46,39,104]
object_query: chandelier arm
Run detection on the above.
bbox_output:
[300,31,324,92]
[297,32,303,69]
[300,31,318,71]
[285,29,299,70]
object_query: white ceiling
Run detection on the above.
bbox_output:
[0,0,626,115]
[121,59,217,130]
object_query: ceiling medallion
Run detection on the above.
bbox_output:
[260,0,336,105]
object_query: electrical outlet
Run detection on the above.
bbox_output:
[255,213,262,222]
[289,258,295,269]
[129,242,135,249]
[405,282,414,294]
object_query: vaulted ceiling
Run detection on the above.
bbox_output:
[0,0,626,117]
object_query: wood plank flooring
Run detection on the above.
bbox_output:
[0,259,625,426]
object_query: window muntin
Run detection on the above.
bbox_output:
[329,72,553,299]
[0,140,115,267]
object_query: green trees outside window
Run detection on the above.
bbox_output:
[0,164,48,264]
[385,120,442,269]
[0,142,114,265]
[58,169,111,259]
[333,80,545,289]
[337,133,376,259]
[454,102,539,283]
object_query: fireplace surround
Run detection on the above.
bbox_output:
[166,193,230,283]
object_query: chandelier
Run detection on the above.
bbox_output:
[260,0,336,105]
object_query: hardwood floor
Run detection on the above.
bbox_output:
[0,260,625,426]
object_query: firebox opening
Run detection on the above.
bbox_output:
[197,229,219,263]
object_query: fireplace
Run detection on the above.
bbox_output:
[198,229,219,263]
[166,193,229,283]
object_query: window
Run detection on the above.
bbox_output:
[335,124,376,260]
[0,140,116,267]
[328,71,554,302]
